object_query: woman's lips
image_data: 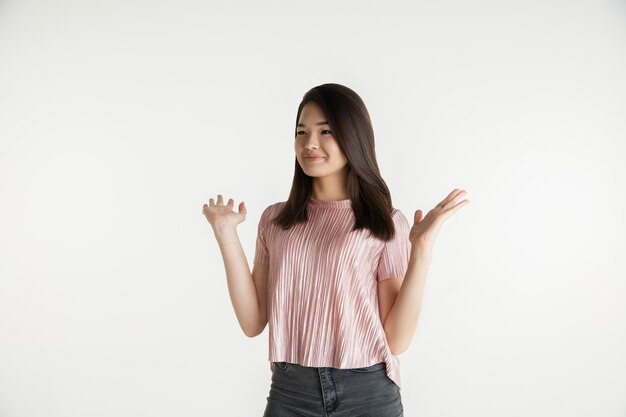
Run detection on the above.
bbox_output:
[305,157,324,162]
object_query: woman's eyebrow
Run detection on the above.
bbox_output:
[297,120,329,127]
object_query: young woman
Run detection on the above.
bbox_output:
[203,83,469,416]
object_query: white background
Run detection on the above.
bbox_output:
[1,0,625,416]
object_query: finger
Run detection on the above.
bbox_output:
[448,191,468,208]
[414,209,423,224]
[435,190,455,208]
[453,199,470,210]
[217,194,224,205]
[227,198,234,207]
[239,201,247,214]
[442,199,470,218]
[442,190,467,210]
[209,197,215,206]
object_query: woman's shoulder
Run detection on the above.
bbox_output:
[259,201,287,220]
[264,200,286,212]
[389,207,411,230]
[388,207,403,219]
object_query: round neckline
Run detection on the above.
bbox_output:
[308,196,352,208]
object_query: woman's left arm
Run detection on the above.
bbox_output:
[383,188,470,355]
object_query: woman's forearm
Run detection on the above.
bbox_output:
[383,248,433,355]
[212,225,262,337]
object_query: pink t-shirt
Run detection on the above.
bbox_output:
[253,196,411,389]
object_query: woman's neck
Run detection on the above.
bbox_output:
[310,171,349,201]
[310,188,349,201]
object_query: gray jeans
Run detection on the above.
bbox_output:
[262,361,404,417]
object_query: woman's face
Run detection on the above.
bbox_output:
[295,101,349,179]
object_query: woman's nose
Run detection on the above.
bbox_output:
[304,134,320,149]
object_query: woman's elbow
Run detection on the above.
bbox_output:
[389,341,409,356]
[243,320,267,338]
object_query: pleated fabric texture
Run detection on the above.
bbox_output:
[254,197,412,389]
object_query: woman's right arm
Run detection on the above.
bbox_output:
[213,225,269,338]
[203,194,268,338]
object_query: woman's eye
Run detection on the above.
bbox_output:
[295,130,332,136]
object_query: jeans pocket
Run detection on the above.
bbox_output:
[347,362,386,373]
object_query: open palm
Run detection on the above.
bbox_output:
[409,189,470,252]
[202,194,247,230]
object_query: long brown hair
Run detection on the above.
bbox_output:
[271,83,398,242]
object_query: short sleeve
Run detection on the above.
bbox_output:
[253,206,271,265]
[376,209,412,281]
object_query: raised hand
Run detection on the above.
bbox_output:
[408,188,470,254]
[202,194,247,231]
